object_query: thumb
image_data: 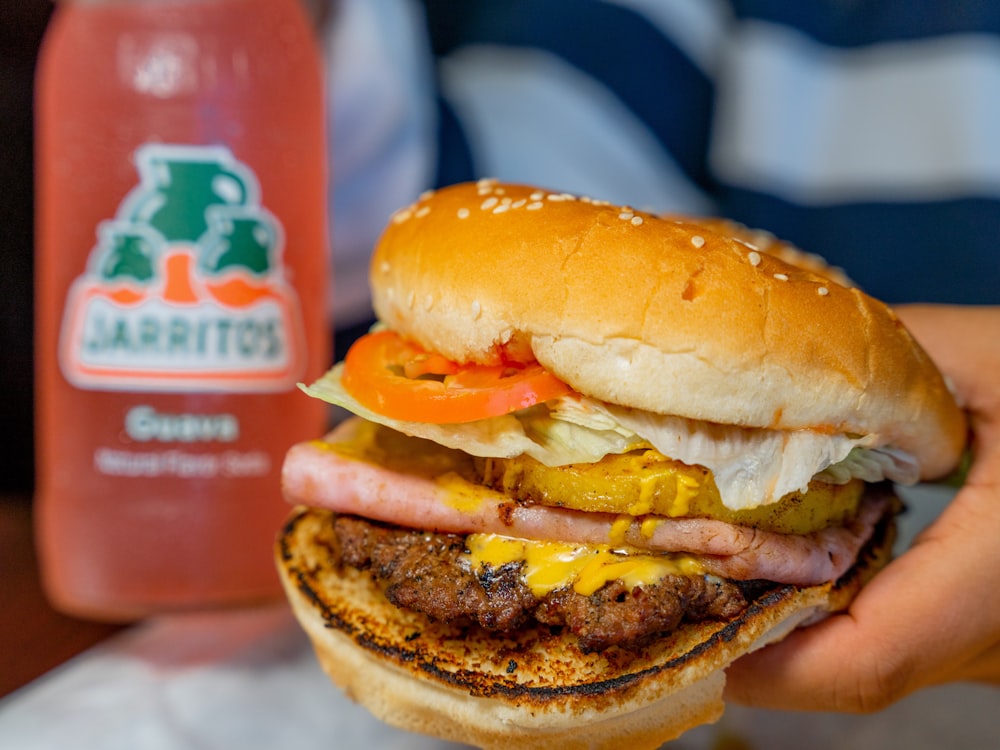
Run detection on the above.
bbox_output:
[724,483,1000,712]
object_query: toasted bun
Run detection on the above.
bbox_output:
[276,503,896,749]
[370,181,965,480]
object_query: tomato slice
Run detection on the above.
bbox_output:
[341,330,572,423]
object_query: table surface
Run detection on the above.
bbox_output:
[0,494,126,700]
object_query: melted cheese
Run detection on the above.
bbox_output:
[436,471,492,514]
[465,534,705,598]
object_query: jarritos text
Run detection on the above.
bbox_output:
[60,144,308,393]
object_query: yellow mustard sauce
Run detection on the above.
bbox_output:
[608,515,632,546]
[671,472,701,517]
[640,517,663,539]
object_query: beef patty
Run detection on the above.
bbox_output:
[320,513,758,653]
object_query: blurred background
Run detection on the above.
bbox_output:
[1,0,50,494]
[7,0,1000,494]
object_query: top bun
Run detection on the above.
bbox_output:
[370,180,966,480]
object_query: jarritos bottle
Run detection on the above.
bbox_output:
[34,0,330,619]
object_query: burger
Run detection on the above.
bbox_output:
[275,180,966,748]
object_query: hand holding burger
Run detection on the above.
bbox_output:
[726,304,1000,712]
[275,181,966,748]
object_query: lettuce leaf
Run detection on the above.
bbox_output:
[300,365,642,465]
[301,365,918,510]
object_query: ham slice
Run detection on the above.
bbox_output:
[282,420,893,587]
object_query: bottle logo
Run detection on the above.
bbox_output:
[60,144,307,393]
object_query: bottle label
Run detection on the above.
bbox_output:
[90,404,271,479]
[59,143,307,393]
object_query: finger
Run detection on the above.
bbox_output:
[895,305,1000,435]
[950,640,1000,684]
[724,561,926,713]
[724,485,1000,712]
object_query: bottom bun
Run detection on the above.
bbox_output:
[276,504,896,750]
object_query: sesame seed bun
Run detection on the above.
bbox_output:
[276,502,896,750]
[371,180,965,480]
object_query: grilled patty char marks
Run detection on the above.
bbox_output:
[328,513,751,652]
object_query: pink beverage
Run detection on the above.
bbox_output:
[34,0,331,620]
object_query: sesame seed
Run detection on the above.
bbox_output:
[481,197,499,210]
[379,260,391,274]
[631,216,644,226]
[818,286,829,296]
[494,187,506,195]
[619,211,634,221]
[424,294,434,310]
[415,206,430,218]
[526,202,544,211]
[511,199,526,209]
[471,300,482,318]
[406,290,415,308]
[530,191,544,201]
[774,273,789,281]
[493,204,510,214]
[391,209,411,224]
[691,235,705,248]
[748,251,762,267]
[477,177,497,187]
[419,189,435,201]
[500,196,512,205]
[457,207,470,219]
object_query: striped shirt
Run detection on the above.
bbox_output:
[328,0,1000,321]
[424,0,1000,304]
